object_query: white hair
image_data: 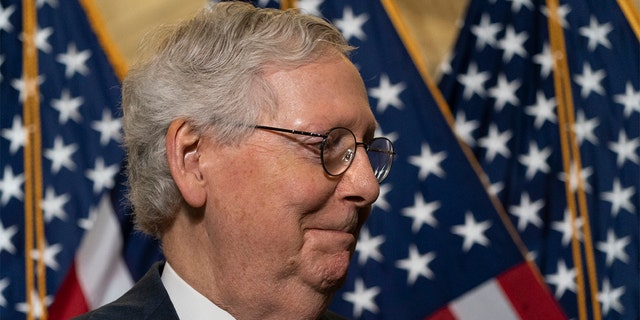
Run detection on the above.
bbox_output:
[122,1,353,237]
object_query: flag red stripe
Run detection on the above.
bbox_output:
[48,262,90,320]
[426,263,567,319]
[497,263,567,320]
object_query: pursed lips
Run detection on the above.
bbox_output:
[306,212,359,235]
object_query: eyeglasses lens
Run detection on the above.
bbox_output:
[367,138,394,183]
[322,128,394,183]
[321,128,355,176]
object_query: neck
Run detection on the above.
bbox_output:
[161,210,332,320]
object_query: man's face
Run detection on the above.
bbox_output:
[196,54,380,301]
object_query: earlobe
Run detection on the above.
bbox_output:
[166,119,207,208]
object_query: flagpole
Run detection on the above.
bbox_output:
[21,0,47,318]
[546,1,587,318]
[78,0,129,81]
[280,0,296,10]
[546,0,602,319]
[617,0,640,40]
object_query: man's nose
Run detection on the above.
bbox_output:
[339,148,380,206]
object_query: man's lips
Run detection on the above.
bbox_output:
[306,211,360,235]
[304,228,358,253]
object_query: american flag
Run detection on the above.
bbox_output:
[1,0,636,319]
[438,0,639,319]
[0,1,162,319]
[256,0,639,319]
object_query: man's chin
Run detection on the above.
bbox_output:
[312,250,353,293]
[300,230,356,292]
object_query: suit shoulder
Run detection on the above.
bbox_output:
[72,262,178,320]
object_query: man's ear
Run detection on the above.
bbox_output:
[166,119,206,208]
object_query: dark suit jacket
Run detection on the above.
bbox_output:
[73,261,348,320]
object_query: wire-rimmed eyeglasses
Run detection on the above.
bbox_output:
[254,125,395,184]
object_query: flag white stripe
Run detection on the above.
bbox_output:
[450,278,520,320]
[76,194,133,308]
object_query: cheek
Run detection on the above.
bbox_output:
[206,158,334,246]
[201,143,341,275]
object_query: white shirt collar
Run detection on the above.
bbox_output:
[161,262,236,320]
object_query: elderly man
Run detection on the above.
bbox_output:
[76,2,394,319]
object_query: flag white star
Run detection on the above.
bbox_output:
[518,141,551,179]
[10,74,45,103]
[56,43,91,78]
[457,63,490,100]
[551,209,583,247]
[333,6,368,41]
[51,89,84,124]
[598,278,625,316]
[372,183,392,211]
[30,241,63,270]
[0,4,15,33]
[296,0,323,16]
[395,245,436,285]
[91,109,122,145]
[525,90,557,129]
[368,74,405,113]
[15,290,53,319]
[402,193,440,233]
[508,0,534,12]
[542,4,572,29]
[44,136,78,174]
[478,124,512,162]
[545,260,576,299]
[579,15,613,51]
[533,44,555,79]
[0,219,18,254]
[1,115,28,154]
[37,0,58,8]
[85,157,120,194]
[471,13,502,50]
[574,62,606,98]
[573,109,599,146]
[596,229,630,267]
[34,26,54,53]
[439,53,453,75]
[509,192,544,231]
[558,163,593,193]
[342,278,380,318]
[0,165,25,205]
[78,204,98,230]
[451,211,492,252]
[0,278,8,307]
[356,227,385,266]
[454,110,479,146]
[488,180,504,197]
[609,130,639,167]
[601,179,636,217]
[497,25,528,63]
[614,82,640,117]
[488,73,521,111]
[41,186,70,223]
[408,143,447,180]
